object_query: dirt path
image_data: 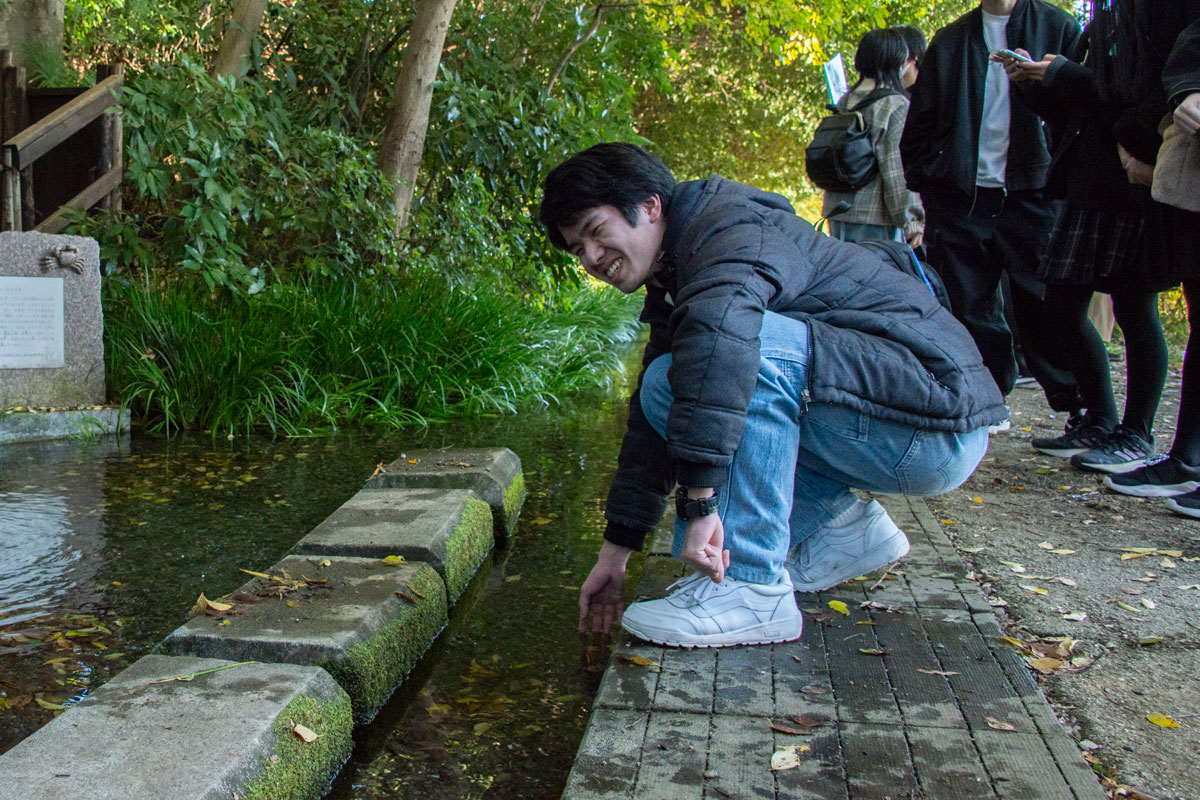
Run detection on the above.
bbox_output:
[928,363,1200,800]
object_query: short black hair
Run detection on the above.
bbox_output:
[852,28,910,94]
[539,142,676,251]
[892,24,927,65]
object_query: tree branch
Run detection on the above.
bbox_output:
[545,3,606,97]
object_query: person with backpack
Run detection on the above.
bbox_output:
[816,28,925,245]
[539,143,1003,647]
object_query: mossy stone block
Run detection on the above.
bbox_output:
[290,488,493,603]
[0,654,351,800]
[365,447,525,540]
[163,556,448,721]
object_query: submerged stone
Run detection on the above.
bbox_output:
[163,555,448,721]
[290,488,492,603]
[0,654,352,800]
[365,447,525,540]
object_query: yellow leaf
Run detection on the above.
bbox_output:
[240,569,272,579]
[293,723,320,742]
[986,717,1016,731]
[526,517,553,525]
[1141,599,1157,609]
[381,555,406,565]
[1025,656,1065,674]
[1121,547,1157,554]
[1037,541,1055,549]
[828,600,849,615]
[505,575,522,582]
[855,620,876,626]
[35,696,67,711]
[205,598,233,612]
[624,656,660,667]
[286,600,299,608]
[1019,584,1049,595]
[1161,557,1177,569]
[188,594,209,619]
[1146,714,1181,728]
[1050,549,1076,555]
[1121,553,1149,561]
[940,519,958,525]
[1139,636,1164,646]
[971,496,983,504]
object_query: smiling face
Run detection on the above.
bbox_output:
[557,196,665,293]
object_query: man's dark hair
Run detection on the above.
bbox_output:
[539,143,676,251]
[892,24,927,66]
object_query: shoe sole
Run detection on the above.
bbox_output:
[1033,445,1091,457]
[1164,498,1200,519]
[791,531,910,593]
[1073,457,1151,475]
[620,615,803,648]
[1104,476,1200,497]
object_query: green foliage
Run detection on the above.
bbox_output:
[103,271,643,435]
[69,60,398,292]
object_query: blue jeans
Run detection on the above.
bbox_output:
[828,219,903,244]
[640,311,989,584]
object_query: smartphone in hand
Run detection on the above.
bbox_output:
[990,48,1032,62]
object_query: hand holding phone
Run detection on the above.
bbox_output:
[990,48,1033,63]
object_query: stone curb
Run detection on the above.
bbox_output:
[163,555,449,721]
[290,487,493,603]
[365,447,525,540]
[0,407,130,444]
[0,655,352,800]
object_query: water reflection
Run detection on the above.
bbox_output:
[0,339,644,797]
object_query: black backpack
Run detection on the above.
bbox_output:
[805,88,898,193]
[857,239,953,312]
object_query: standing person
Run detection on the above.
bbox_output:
[1106,15,1200,513]
[539,143,1004,648]
[1000,0,1199,474]
[820,28,925,246]
[893,24,929,77]
[901,0,1084,429]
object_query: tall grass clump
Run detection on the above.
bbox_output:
[103,273,643,436]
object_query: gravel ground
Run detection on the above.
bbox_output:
[926,361,1200,800]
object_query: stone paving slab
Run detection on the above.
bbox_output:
[163,555,447,721]
[289,487,493,602]
[565,495,1109,799]
[0,655,352,800]
[0,407,129,443]
[364,447,525,539]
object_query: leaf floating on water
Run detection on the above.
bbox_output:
[827,601,849,615]
[986,717,1016,731]
[770,744,811,770]
[381,555,406,566]
[292,723,320,743]
[1146,714,1181,728]
[34,695,67,711]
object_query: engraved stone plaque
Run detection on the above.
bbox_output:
[0,276,65,368]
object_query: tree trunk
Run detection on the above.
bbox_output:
[0,0,65,71]
[377,0,458,235]
[211,0,270,79]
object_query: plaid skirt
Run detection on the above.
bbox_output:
[1041,205,1182,291]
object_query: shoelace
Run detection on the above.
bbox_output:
[665,571,721,604]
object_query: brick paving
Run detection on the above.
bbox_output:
[563,495,1108,800]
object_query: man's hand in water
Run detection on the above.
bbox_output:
[578,541,630,634]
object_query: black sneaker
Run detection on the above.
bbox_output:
[1032,421,1111,458]
[1105,455,1200,497]
[1070,426,1154,474]
[1165,488,1200,519]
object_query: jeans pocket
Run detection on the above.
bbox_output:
[897,428,986,495]
[806,403,870,443]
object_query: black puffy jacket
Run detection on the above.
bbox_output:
[603,177,1006,550]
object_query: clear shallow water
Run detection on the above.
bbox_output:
[0,342,642,797]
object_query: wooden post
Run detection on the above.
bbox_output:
[1,57,29,232]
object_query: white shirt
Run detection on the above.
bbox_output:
[977,11,1011,188]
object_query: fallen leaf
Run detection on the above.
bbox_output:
[1037,542,1055,550]
[240,569,272,579]
[1063,612,1088,622]
[986,717,1016,731]
[505,575,522,582]
[1050,549,1076,555]
[855,620,876,626]
[1139,636,1164,646]
[1026,656,1066,674]
[1141,599,1157,609]
[971,496,983,504]
[205,598,233,612]
[1160,557,1177,569]
[1117,602,1143,613]
[1000,560,1027,573]
[770,722,812,736]
[286,600,299,608]
[293,723,320,742]
[917,669,960,676]
[786,713,825,728]
[617,655,661,668]
[828,600,849,615]
[381,555,406,565]
[1019,584,1049,595]
[35,696,67,711]
[770,745,811,770]
[959,545,986,553]
[1178,584,1200,591]
[1146,714,1181,728]
[858,648,887,656]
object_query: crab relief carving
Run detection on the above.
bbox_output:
[40,244,86,274]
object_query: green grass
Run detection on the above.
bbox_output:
[103,270,642,435]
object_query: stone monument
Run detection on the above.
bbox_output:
[0,231,125,442]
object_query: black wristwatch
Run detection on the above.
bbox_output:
[675,487,719,520]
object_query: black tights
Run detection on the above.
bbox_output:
[1170,281,1200,465]
[1042,284,1167,440]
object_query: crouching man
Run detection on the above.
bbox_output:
[540,143,1004,648]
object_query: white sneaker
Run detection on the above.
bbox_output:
[620,572,803,648]
[787,500,909,592]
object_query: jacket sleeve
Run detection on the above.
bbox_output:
[900,38,943,194]
[602,290,676,551]
[664,212,795,490]
[876,99,924,235]
[1164,18,1200,106]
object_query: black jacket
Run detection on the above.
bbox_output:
[1165,18,1200,106]
[603,178,1006,550]
[900,0,1081,199]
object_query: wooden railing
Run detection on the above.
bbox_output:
[0,53,123,234]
